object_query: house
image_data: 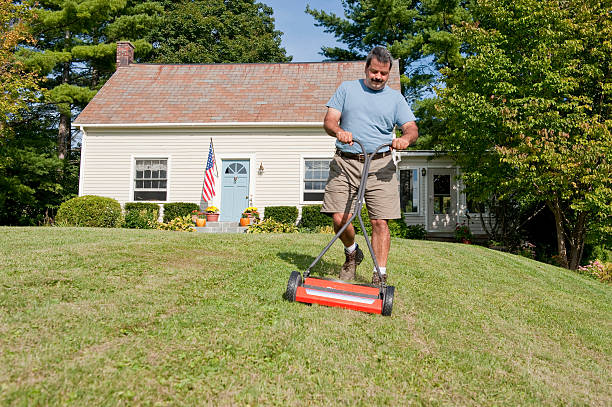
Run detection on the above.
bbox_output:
[74,42,487,237]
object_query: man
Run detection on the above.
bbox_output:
[321,46,418,285]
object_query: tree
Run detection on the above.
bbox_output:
[17,0,163,159]
[306,0,471,101]
[0,0,39,133]
[437,0,611,269]
[149,0,290,64]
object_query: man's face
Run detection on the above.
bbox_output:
[364,57,390,91]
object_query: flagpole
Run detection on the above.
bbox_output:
[210,137,218,177]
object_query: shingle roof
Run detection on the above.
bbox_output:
[73,61,401,125]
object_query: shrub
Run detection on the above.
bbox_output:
[264,206,298,225]
[577,260,612,283]
[405,224,427,240]
[298,205,332,230]
[163,202,199,222]
[123,203,160,229]
[55,195,122,228]
[352,207,411,239]
[454,222,473,243]
[156,215,195,232]
[246,218,298,233]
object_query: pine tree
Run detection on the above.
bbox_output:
[17,0,163,159]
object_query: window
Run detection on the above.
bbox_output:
[134,159,167,201]
[400,169,419,213]
[433,174,451,214]
[304,158,331,202]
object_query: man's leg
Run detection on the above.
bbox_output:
[333,212,364,280]
[332,212,355,246]
[370,218,390,284]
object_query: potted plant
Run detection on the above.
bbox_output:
[243,206,259,222]
[454,222,473,244]
[239,212,250,227]
[205,206,220,222]
[191,209,199,223]
[195,211,207,227]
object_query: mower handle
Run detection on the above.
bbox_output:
[303,139,393,291]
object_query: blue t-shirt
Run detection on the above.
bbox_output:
[326,79,416,154]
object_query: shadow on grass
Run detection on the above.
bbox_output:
[277,251,371,284]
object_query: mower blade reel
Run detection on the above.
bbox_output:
[295,277,387,315]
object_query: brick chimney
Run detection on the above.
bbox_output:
[116,41,134,68]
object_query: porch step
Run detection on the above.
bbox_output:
[195,221,248,234]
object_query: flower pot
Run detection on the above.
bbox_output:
[192,214,198,223]
[195,218,206,227]
[206,213,219,222]
[239,217,250,227]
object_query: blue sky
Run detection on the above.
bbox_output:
[262,1,346,62]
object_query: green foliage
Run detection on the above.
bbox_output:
[353,206,412,239]
[123,203,159,229]
[298,205,332,230]
[17,0,163,158]
[405,224,427,240]
[306,0,471,101]
[149,0,290,64]
[156,215,195,232]
[55,195,121,228]
[454,222,473,243]
[437,0,612,269]
[163,202,199,223]
[0,0,40,126]
[263,206,298,225]
[246,218,298,234]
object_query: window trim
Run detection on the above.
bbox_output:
[300,154,332,204]
[130,155,171,203]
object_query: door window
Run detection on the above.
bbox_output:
[433,174,451,214]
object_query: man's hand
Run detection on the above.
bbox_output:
[391,121,418,150]
[324,107,353,145]
[391,137,411,150]
[335,130,353,145]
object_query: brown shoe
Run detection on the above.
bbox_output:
[339,244,364,281]
[372,271,387,286]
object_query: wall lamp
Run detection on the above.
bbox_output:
[421,168,427,176]
[258,162,264,175]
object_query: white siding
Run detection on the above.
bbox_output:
[80,126,336,211]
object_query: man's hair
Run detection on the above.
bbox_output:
[365,46,393,69]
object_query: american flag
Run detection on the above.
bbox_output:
[202,139,216,201]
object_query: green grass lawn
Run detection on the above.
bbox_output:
[0,227,610,406]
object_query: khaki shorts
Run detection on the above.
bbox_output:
[321,153,400,219]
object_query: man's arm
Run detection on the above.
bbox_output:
[324,107,354,145]
[391,121,418,150]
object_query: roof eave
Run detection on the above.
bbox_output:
[73,121,323,129]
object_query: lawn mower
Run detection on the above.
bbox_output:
[284,139,395,316]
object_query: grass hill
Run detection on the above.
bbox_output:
[0,227,610,405]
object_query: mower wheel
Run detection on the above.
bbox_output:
[284,271,302,302]
[381,285,395,316]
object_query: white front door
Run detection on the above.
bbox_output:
[427,169,457,232]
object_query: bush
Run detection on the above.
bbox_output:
[156,215,195,232]
[352,208,414,239]
[246,218,298,233]
[55,195,122,228]
[123,203,160,229]
[405,224,427,240]
[263,206,298,225]
[298,205,332,230]
[163,202,199,223]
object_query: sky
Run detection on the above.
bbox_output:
[261,0,346,62]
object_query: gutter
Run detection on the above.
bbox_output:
[72,122,323,129]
